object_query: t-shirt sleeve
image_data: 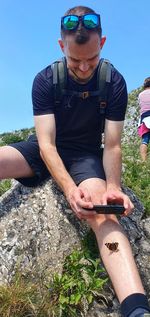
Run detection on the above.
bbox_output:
[106,67,128,121]
[32,67,54,116]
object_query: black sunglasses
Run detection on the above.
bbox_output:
[61,13,101,31]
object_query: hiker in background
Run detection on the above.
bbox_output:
[0,6,150,317]
[138,77,150,161]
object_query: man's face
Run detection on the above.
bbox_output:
[59,33,106,83]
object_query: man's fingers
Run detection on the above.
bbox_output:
[79,187,91,202]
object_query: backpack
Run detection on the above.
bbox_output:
[51,57,112,133]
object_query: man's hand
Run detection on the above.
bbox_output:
[66,186,96,220]
[102,188,134,216]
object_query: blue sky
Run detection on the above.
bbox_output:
[0,0,150,133]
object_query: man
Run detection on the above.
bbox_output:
[0,6,150,317]
[138,77,150,161]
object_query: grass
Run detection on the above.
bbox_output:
[0,180,12,196]
[122,140,150,216]
[0,248,108,317]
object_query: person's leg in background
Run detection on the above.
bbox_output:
[79,178,150,317]
[140,132,150,161]
[140,143,148,161]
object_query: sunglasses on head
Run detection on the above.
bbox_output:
[61,13,101,31]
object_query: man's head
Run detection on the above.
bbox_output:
[61,6,102,44]
[144,77,150,89]
[58,6,106,83]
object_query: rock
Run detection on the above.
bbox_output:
[0,180,88,283]
[0,179,150,316]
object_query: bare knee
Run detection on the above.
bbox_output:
[79,178,106,203]
[87,213,120,232]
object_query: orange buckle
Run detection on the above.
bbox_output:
[100,101,106,108]
[82,91,89,99]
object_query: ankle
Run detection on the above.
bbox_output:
[120,293,150,317]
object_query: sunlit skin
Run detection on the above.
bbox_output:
[58,33,106,83]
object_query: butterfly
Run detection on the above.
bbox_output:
[105,242,119,252]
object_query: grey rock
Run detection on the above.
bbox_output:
[0,179,150,316]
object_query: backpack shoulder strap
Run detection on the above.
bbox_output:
[51,57,67,105]
[97,58,112,107]
[51,57,112,117]
[97,58,112,132]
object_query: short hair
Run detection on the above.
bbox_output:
[61,6,102,44]
[144,77,150,89]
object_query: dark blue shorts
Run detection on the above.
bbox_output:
[142,131,150,145]
[10,134,106,187]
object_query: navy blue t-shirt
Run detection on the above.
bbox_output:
[32,59,127,156]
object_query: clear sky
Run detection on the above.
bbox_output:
[0,0,150,133]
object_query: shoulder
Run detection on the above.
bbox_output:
[32,64,54,116]
[32,65,53,91]
[138,89,145,96]
[110,64,127,92]
[108,63,127,104]
[100,60,127,100]
[139,88,150,97]
[105,62,128,121]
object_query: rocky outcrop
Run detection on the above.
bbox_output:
[0,179,150,316]
[0,180,88,283]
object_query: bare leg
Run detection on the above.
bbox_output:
[140,143,148,161]
[0,146,34,179]
[79,178,145,303]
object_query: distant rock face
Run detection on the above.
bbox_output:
[0,179,150,317]
[122,91,140,145]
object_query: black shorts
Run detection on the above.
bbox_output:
[10,134,106,187]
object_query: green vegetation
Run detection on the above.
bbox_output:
[0,127,35,146]
[0,180,12,196]
[0,248,108,317]
[121,86,150,215]
[122,141,150,215]
[0,127,35,196]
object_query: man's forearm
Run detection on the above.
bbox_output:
[103,145,122,190]
[40,146,76,197]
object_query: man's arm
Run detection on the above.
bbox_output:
[102,119,134,213]
[103,119,123,191]
[34,114,77,195]
[34,114,94,217]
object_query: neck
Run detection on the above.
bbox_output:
[68,68,95,84]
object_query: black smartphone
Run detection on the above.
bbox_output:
[85,204,125,214]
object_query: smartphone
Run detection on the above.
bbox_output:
[85,204,125,214]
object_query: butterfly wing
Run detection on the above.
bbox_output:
[105,242,119,252]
